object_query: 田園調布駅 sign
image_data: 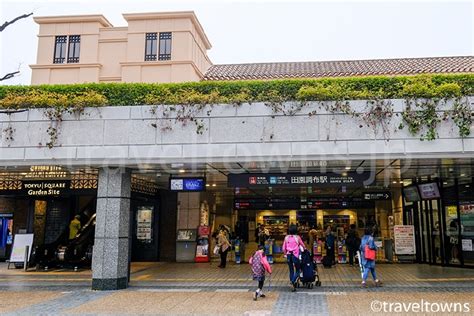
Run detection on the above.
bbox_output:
[227,172,373,187]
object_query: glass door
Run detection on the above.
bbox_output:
[458,178,474,266]
[431,199,442,264]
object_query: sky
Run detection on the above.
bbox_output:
[1,0,473,85]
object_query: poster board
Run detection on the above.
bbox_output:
[9,234,34,263]
[136,206,153,243]
[394,225,416,255]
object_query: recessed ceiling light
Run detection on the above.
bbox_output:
[460,173,466,177]
[345,166,351,170]
[212,184,217,187]
[392,181,398,184]
[443,182,448,185]
[178,169,186,173]
[205,184,210,187]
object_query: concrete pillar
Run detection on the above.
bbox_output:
[92,168,131,291]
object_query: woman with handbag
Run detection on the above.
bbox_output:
[217,228,231,268]
[359,227,382,288]
[282,224,306,292]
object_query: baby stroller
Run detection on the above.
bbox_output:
[298,249,322,289]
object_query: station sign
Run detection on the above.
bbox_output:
[303,197,374,209]
[234,197,300,210]
[234,196,374,210]
[170,177,206,192]
[363,192,391,200]
[228,172,373,188]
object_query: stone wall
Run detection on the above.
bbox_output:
[1,98,473,166]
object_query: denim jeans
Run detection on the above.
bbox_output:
[362,266,377,281]
[286,254,301,283]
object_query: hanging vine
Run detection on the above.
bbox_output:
[449,97,473,138]
[399,99,446,141]
[358,99,395,140]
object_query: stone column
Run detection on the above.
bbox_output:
[92,168,131,290]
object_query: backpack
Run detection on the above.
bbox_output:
[251,251,265,278]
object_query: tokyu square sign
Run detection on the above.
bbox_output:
[23,181,69,196]
[228,172,373,187]
[0,180,72,196]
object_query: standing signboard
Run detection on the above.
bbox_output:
[9,234,34,266]
[394,225,416,255]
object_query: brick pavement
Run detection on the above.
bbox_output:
[1,262,474,315]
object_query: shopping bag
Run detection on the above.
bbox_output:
[364,244,376,261]
[213,245,220,255]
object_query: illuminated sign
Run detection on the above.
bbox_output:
[170,178,206,192]
[228,172,372,187]
[23,181,68,196]
[24,166,67,179]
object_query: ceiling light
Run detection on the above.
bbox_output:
[212,184,217,187]
[443,182,448,185]
[392,181,398,184]
[342,172,348,176]
[178,169,186,173]
[205,184,210,187]
[345,166,351,170]
[460,173,466,177]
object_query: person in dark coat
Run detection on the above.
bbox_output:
[345,224,360,266]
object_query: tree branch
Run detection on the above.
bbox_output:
[0,71,20,81]
[0,12,33,32]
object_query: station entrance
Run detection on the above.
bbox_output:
[0,158,473,289]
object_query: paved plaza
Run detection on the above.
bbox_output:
[1,262,474,315]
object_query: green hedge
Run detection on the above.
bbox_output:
[0,74,473,109]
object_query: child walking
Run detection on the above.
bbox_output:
[249,245,272,301]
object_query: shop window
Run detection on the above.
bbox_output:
[158,32,172,60]
[145,33,158,61]
[53,35,80,64]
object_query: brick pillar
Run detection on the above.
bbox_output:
[92,168,131,290]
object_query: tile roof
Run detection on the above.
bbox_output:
[203,56,474,81]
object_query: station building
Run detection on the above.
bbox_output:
[0,11,473,290]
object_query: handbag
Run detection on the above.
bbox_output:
[213,245,220,255]
[364,240,376,261]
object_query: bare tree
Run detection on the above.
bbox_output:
[0,12,33,82]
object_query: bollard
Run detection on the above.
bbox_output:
[24,245,29,271]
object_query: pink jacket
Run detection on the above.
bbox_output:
[249,250,272,274]
[282,234,306,257]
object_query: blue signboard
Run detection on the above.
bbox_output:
[170,178,206,192]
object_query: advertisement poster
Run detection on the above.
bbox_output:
[394,225,416,255]
[462,239,473,252]
[136,207,153,242]
[9,234,34,263]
